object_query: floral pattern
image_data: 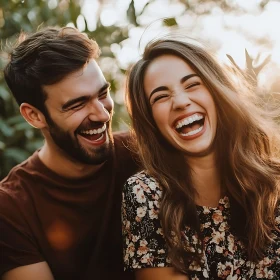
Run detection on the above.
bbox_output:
[122,171,280,279]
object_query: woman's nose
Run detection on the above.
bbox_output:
[171,92,191,111]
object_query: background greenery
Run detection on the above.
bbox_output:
[0,0,279,179]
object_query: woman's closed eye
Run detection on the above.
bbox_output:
[185,81,201,90]
[151,93,170,105]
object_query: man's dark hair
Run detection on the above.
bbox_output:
[4,26,100,114]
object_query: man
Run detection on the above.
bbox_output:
[0,27,138,280]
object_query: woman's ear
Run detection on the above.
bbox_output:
[19,103,48,129]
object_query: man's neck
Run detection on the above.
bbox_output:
[38,143,104,179]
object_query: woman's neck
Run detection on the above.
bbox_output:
[186,153,222,207]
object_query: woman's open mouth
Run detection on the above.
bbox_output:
[175,113,205,137]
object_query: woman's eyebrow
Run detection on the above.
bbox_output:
[149,86,169,101]
[180,73,198,84]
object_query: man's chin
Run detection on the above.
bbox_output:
[74,141,113,165]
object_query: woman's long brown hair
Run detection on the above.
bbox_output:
[125,38,280,273]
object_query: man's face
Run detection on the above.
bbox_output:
[42,59,114,165]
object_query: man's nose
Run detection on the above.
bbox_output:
[171,91,191,111]
[88,100,111,123]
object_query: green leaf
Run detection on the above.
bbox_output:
[163,17,177,27]
[0,141,5,150]
[6,114,25,125]
[0,118,15,137]
[3,147,29,163]
[127,0,138,26]
[0,85,10,101]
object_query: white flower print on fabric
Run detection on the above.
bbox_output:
[136,206,147,218]
[122,171,280,279]
[133,184,146,203]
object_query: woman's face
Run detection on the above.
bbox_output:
[144,54,217,157]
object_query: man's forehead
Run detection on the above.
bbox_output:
[65,59,102,79]
[43,60,107,101]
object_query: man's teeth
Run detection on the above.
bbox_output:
[176,114,203,129]
[181,126,203,136]
[81,124,106,135]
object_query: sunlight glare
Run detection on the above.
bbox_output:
[76,14,86,32]
[100,9,118,26]
[271,41,280,65]
[81,0,99,31]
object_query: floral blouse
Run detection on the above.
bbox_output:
[122,171,280,279]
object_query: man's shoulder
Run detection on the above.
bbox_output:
[113,130,134,159]
[0,152,38,199]
[113,130,130,145]
[0,154,46,278]
[0,159,34,226]
[112,130,140,178]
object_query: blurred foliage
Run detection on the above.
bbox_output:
[0,0,279,179]
[227,50,271,87]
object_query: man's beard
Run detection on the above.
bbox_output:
[46,115,113,165]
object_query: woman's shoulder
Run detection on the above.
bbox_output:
[123,170,162,201]
[125,170,160,188]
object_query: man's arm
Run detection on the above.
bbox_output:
[2,262,54,280]
[135,267,189,280]
[0,189,51,279]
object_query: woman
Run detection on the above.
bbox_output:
[122,38,280,280]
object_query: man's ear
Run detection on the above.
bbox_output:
[20,103,47,129]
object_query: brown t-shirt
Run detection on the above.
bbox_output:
[0,132,138,280]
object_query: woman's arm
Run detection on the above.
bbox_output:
[122,174,170,270]
[136,267,189,280]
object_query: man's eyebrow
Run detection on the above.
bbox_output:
[62,96,90,111]
[148,74,198,101]
[99,82,110,94]
[62,82,110,111]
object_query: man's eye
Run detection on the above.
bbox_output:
[99,91,108,99]
[69,103,85,110]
